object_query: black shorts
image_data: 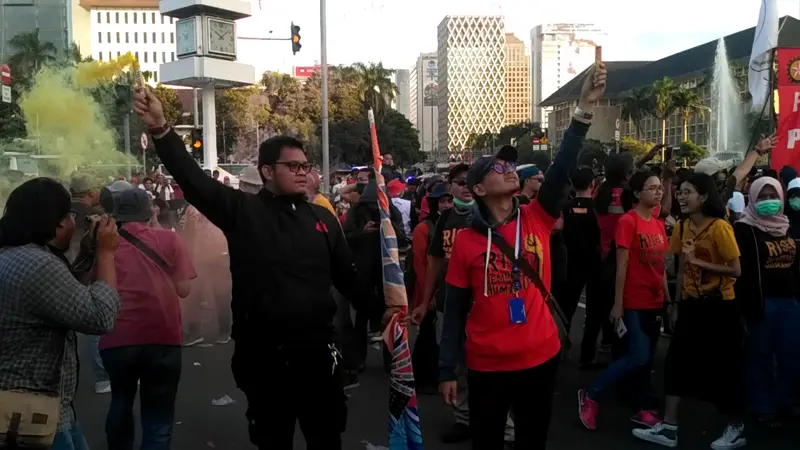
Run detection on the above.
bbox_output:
[664,297,745,415]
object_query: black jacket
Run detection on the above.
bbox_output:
[154,130,368,347]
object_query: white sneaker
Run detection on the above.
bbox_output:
[632,422,678,448]
[94,381,111,394]
[710,423,746,450]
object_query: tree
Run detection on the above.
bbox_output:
[678,140,708,162]
[673,87,707,141]
[620,87,652,140]
[7,29,58,92]
[619,136,657,159]
[352,62,397,114]
[151,85,183,127]
[375,109,422,165]
[650,77,679,146]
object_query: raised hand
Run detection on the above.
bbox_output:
[133,88,166,129]
[579,62,608,107]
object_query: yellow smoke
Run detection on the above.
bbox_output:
[17,53,139,178]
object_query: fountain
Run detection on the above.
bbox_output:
[708,38,747,162]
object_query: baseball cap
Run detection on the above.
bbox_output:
[466,145,518,191]
[448,163,470,181]
[427,182,451,199]
[517,165,541,182]
[387,179,405,197]
[694,157,734,176]
[788,177,800,192]
[114,188,152,223]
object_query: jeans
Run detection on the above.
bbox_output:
[51,422,90,450]
[86,334,108,383]
[746,298,800,415]
[587,310,659,408]
[101,345,182,450]
[469,357,559,450]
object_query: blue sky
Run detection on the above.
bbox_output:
[234,0,800,75]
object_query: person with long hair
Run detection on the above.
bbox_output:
[578,170,669,430]
[634,173,745,450]
[0,178,121,450]
[734,176,800,427]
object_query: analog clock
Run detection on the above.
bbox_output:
[176,18,198,56]
[207,17,236,57]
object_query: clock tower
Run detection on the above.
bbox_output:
[158,0,255,169]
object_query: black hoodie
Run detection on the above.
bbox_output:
[153,130,370,350]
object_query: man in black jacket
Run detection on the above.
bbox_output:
[133,89,381,450]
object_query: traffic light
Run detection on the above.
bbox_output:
[290,23,301,54]
[190,128,203,163]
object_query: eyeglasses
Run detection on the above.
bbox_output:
[489,161,516,174]
[275,161,312,173]
[451,178,467,187]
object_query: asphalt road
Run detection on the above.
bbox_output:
[74,309,798,450]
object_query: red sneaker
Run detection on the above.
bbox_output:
[630,410,661,428]
[578,389,598,430]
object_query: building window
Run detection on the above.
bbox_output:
[154,72,158,83]
[142,12,146,24]
[134,33,138,44]
[107,12,111,23]
[124,12,128,24]
[135,51,139,61]
[98,52,103,61]
[97,12,101,23]
[161,15,165,25]
[153,52,157,63]
[170,17,174,24]
[98,32,102,43]
[162,32,165,44]
[117,51,121,58]
[144,52,148,63]
[152,13,156,24]
[170,33,174,44]
[144,33,147,44]
[116,32,120,43]
[152,32,156,43]
[133,12,137,24]
[171,52,175,61]
[114,12,117,23]
[107,32,110,42]
[125,32,129,44]
[162,52,166,62]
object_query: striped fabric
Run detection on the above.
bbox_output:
[368,109,423,449]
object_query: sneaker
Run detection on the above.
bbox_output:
[184,336,204,347]
[630,410,661,428]
[710,423,746,450]
[94,380,111,394]
[577,389,598,430]
[215,335,231,345]
[343,373,360,391]
[441,423,470,444]
[632,422,678,448]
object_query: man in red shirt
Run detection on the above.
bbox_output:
[99,188,196,450]
[439,62,606,449]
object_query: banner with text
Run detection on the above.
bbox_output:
[774,48,800,170]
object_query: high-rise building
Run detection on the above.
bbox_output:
[393,69,410,120]
[74,1,177,84]
[438,15,506,152]
[409,52,438,154]
[504,33,530,126]
[531,23,604,127]
[1,0,69,63]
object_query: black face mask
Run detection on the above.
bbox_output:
[355,183,366,195]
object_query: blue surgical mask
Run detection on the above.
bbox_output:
[790,197,800,211]
[754,199,782,217]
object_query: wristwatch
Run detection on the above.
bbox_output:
[147,122,170,136]
[573,106,594,121]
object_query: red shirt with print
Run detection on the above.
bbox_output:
[614,209,668,310]
[446,200,561,372]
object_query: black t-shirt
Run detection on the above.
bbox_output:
[429,206,472,311]
[562,197,601,267]
[734,222,798,320]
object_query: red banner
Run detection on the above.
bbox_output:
[774,85,800,170]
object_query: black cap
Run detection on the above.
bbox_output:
[466,145,518,191]
[114,188,152,223]
[427,182,451,199]
[448,163,469,181]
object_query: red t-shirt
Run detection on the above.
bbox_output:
[446,200,561,373]
[100,223,197,349]
[614,210,668,310]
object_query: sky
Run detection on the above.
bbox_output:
[234,0,800,77]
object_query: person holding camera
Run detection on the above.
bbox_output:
[98,188,196,450]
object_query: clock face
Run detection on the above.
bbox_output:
[176,18,197,56]
[207,18,235,56]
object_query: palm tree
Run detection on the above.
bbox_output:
[620,87,652,140]
[351,62,397,114]
[673,88,708,141]
[8,29,58,84]
[650,77,679,147]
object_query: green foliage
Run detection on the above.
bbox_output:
[151,84,183,127]
[678,140,708,162]
[619,136,656,158]
[620,87,653,139]
[464,122,544,153]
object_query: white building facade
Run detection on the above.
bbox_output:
[409,52,438,155]
[393,68,410,120]
[531,23,604,127]
[438,15,506,153]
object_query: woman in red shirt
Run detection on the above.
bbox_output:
[578,170,669,431]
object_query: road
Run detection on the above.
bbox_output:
[74,310,798,450]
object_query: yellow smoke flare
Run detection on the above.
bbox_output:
[75,52,138,88]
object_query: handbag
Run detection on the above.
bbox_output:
[490,232,571,346]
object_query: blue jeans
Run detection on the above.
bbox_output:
[587,309,659,407]
[746,298,800,415]
[51,422,90,450]
[86,334,108,383]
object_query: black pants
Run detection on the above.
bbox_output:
[553,262,601,334]
[580,275,616,364]
[469,357,560,450]
[100,345,182,450]
[234,343,347,450]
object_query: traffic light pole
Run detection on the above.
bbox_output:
[320,0,330,195]
[123,112,132,179]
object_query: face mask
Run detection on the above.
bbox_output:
[790,197,800,211]
[453,197,474,208]
[754,199,782,217]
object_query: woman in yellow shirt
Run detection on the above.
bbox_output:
[634,173,746,450]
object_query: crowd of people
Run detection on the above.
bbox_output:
[0,58,797,450]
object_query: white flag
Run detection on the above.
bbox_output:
[749,0,778,111]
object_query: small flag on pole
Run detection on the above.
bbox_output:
[749,0,778,111]
[368,109,423,450]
